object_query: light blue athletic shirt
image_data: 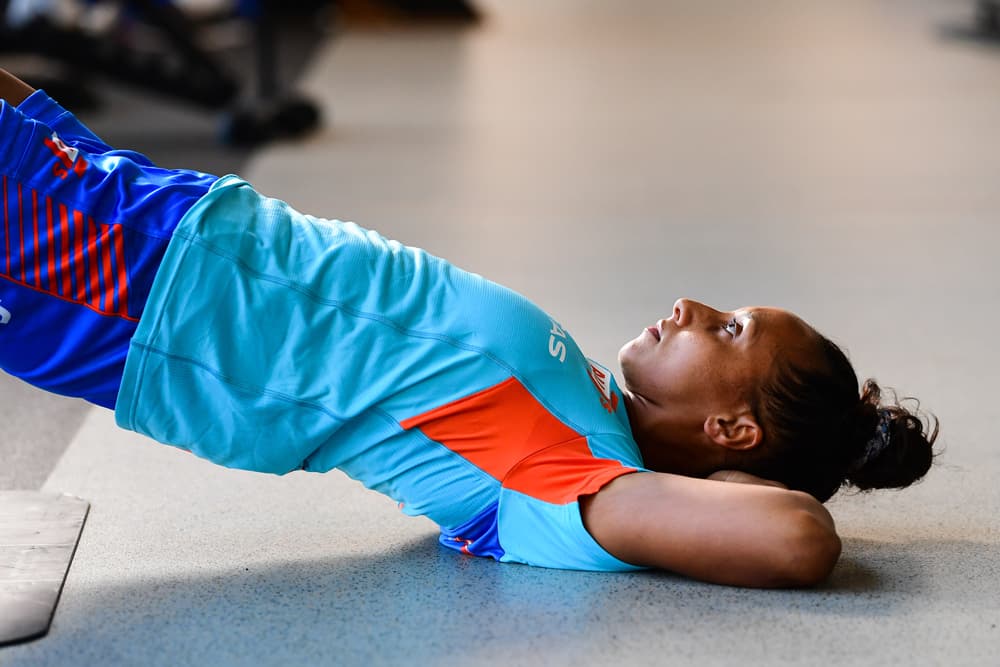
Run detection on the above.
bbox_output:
[116,176,649,572]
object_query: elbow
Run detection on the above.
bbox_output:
[777,509,842,588]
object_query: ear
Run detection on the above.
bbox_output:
[703,410,763,451]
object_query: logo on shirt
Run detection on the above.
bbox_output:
[587,360,619,413]
[548,318,568,363]
[0,299,11,325]
[44,133,89,180]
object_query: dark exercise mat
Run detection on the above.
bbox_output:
[0,492,90,646]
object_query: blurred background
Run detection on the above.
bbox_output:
[3,1,1000,665]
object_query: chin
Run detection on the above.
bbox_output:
[618,331,647,361]
[617,340,636,370]
[617,347,639,390]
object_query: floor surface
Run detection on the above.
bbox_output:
[3,1,1000,664]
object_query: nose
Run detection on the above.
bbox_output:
[672,298,692,327]
[672,298,722,328]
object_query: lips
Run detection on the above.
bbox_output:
[646,325,661,341]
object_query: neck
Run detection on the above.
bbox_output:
[622,389,725,477]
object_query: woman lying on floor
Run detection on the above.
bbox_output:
[0,68,937,588]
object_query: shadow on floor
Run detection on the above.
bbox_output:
[6,533,996,665]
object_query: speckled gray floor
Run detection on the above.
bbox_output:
[4,1,1000,664]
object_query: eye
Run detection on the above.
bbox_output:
[723,317,741,337]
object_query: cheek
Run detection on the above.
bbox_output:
[625,344,679,396]
[653,337,717,391]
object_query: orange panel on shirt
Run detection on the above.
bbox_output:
[399,377,634,504]
[503,439,635,504]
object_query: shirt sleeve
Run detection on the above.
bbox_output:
[496,440,650,571]
[497,486,648,572]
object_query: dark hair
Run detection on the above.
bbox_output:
[743,334,939,503]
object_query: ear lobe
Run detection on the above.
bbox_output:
[703,412,763,451]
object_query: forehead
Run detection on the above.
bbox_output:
[744,306,816,348]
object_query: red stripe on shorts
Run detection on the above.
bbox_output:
[0,168,138,321]
[112,224,129,317]
[72,209,86,302]
[86,216,101,310]
[32,189,41,288]
[17,183,25,283]
[59,203,71,297]
[46,196,56,292]
[99,222,114,313]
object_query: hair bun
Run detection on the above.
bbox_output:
[846,380,938,491]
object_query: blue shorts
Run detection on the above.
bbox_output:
[0,91,218,409]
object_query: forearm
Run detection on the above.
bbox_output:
[583,472,842,588]
[657,484,841,588]
[0,68,36,107]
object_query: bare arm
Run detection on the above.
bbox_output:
[580,472,841,588]
[0,68,36,107]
